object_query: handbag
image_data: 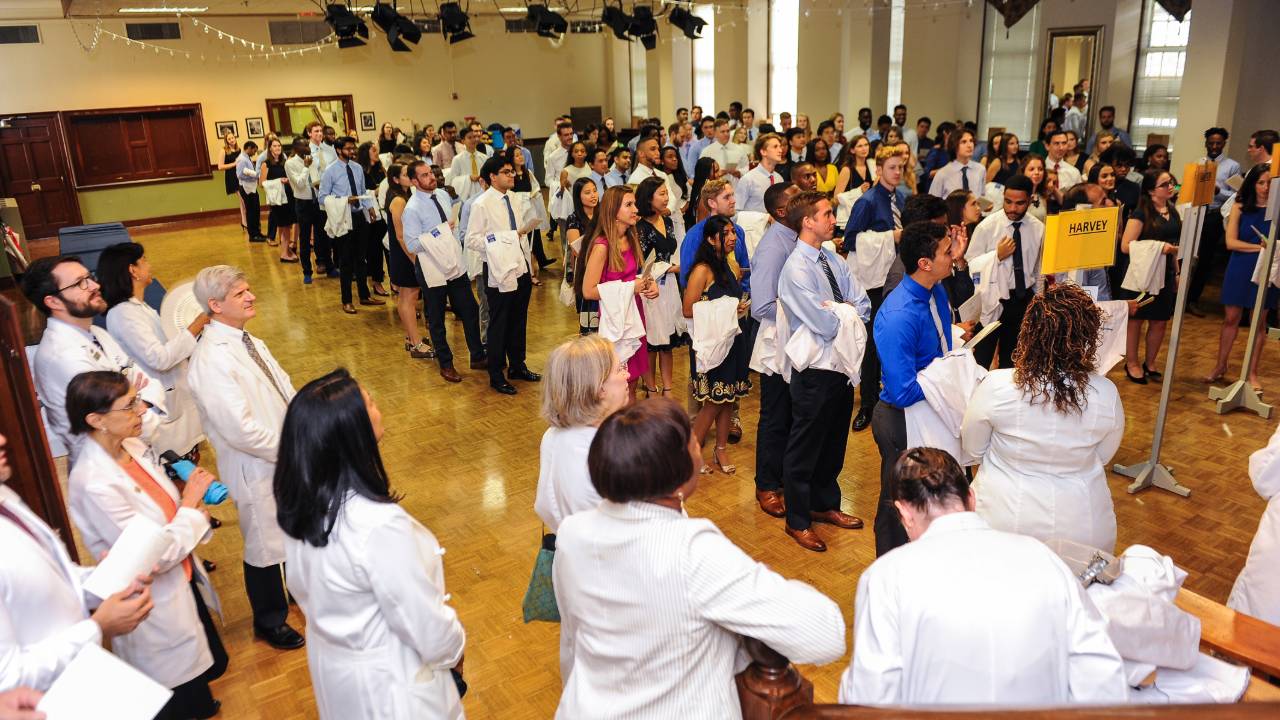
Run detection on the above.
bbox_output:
[521,530,560,623]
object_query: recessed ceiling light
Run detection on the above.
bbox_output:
[118,6,209,13]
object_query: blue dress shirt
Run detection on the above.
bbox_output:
[319,158,371,209]
[679,216,751,293]
[874,275,952,407]
[402,188,453,253]
[750,222,798,323]
[589,171,606,198]
[235,152,258,193]
[604,167,627,187]
[777,241,871,343]
[845,183,904,252]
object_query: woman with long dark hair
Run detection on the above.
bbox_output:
[508,146,550,285]
[1028,118,1057,158]
[378,122,397,154]
[1115,169,1181,384]
[962,284,1125,551]
[384,163,435,360]
[260,137,299,262]
[986,133,1022,185]
[276,369,466,719]
[685,156,720,229]
[808,138,838,195]
[635,176,685,396]
[358,141,390,297]
[834,135,874,195]
[568,176,602,334]
[1018,154,1056,222]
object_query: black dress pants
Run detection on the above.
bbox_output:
[782,368,855,530]
[366,219,387,283]
[417,265,486,369]
[972,292,1031,370]
[754,371,791,493]
[484,268,533,384]
[312,199,334,271]
[156,578,229,720]
[871,402,910,556]
[239,188,261,238]
[294,198,318,276]
[244,561,290,630]
[858,287,885,412]
[1189,211,1226,304]
[335,214,371,305]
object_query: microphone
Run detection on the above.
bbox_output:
[158,450,228,505]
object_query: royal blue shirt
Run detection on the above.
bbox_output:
[679,216,751,294]
[874,275,952,407]
[844,183,905,253]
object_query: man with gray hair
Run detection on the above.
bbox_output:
[186,265,304,651]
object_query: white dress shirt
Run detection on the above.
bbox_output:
[1047,156,1083,189]
[447,148,490,202]
[463,187,531,287]
[966,210,1045,292]
[554,501,845,719]
[284,155,315,200]
[699,141,745,185]
[961,368,1126,551]
[735,164,784,214]
[929,159,987,198]
[533,426,601,533]
[839,511,1128,706]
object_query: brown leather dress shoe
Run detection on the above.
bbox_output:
[755,490,786,518]
[359,297,386,306]
[810,510,864,530]
[341,304,357,314]
[785,525,827,552]
[440,366,463,383]
[469,358,488,370]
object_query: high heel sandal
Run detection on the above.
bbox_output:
[1202,370,1225,384]
[713,445,736,475]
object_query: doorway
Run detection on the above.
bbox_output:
[0,113,83,240]
[264,95,356,140]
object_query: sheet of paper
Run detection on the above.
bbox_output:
[957,294,981,324]
[37,643,172,720]
[83,516,168,599]
[963,321,1001,350]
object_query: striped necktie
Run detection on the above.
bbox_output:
[818,254,845,303]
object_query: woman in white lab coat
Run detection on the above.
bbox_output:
[553,399,846,719]
[1229,421,1280,625]
[99,242,209,459]
[275,369,466,720]
[64,371,226,720]
[962,284,1125,551]
[535,335,630,534]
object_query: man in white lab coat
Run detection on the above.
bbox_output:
[839,447,1128,707]
[186,265,304,651]
[22,256,165,462]
[0,432,153,692]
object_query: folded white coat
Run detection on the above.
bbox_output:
[597,280,646,364]
[1095,300,1130,374]
[416,223,464,288]
[1121,240,1168,294]
[783,301,866,386]
[264,179,289,206]
[907,349,986,466]
[851,229,897,291]
[691,295,741,374]
[483,230,527,292]
[641,263,685,346]
[967,250,1013,326]
[736,211,771,259]
[322,195,352,238]
[1249,240,1280,289]
[755,301,791,378]
[834,186,865,229]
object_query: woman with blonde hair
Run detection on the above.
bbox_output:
[535,334,632,533]
[1083,129,1115,178]
[581,186,660,396]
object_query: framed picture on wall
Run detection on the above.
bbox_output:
[246,117,265,139]
[360,112,376,132]
[214,120,238,139]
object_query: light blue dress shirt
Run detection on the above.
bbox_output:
[319,158,371,209]
[402,188,453,254]
[750,222,799,323]
[777,241,871,345]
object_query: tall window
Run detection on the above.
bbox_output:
[977,4,1041,140]
[769,0,798,122]
[693,4,715,111]
[1131,0,1190,151]
[886,0,905,111]
[630,41,649,120]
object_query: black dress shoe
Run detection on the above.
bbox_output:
[194,699,221,719]
[209,516,222,529]
[201,558,217,572]
[254,623,305,650]
[1125,367,1149,385]
[508,368,541,382]
[1144,364,1163,380]
[491,381,518,395]
[469,357,489,370]
[852,408,872,432]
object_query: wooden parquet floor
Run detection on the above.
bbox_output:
[113,218,1274,719]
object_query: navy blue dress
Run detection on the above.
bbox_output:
[1221,208,1278,309]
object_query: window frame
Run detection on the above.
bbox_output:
[1128,0,1190,152]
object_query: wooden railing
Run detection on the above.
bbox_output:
[736,588,1280,719]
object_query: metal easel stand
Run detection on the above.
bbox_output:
[1209,177,1280,417]
[1112,203,1206,497]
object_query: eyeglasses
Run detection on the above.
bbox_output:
[1155,180,1176,190]
[56,272,98,294]
[498,169,516,176]
[103,396,142,415]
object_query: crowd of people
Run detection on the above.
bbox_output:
[1,97,1277,719]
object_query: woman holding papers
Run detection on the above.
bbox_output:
[682,215,752,474]
[580,186,659,397]
[961,285,1125,551]
[1115,169,1181,385]
[635,177,686,396]
[276,369,466,720]
[64,371,226,720]
[385,163,435,360]
[1205,165,1275,387]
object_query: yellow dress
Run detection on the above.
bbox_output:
[815,164,839,195]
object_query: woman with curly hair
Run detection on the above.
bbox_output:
[960,284,1125,551]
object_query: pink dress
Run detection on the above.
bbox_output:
[593,236,650,381]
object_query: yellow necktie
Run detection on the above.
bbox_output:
[470,152,478,177]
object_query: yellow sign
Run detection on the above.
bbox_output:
[1042,205,1120,274]
[1179,161,1217,207]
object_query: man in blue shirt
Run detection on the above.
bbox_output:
[1086,106,1132,154]
[776,191,871,552]
[235,140,265,243]
[604,147,630,188]
[319,136,381,314]
[679,179,750,292]
[683,116,716,176]
[870,221,958,556]
[748,182,800,519]
[403,160,485,383]
[844,146,907,432]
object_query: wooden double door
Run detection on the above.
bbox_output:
[0,113,82,240]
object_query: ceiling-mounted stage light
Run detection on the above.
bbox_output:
[527,4,568,40]
[439,2,474,44]
[371,2,421,51]
[668,6,706,40]
[325,4,369,48]
[601,3,631,41]
[628,6,657,50]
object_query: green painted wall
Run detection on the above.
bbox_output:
[76,175,235,225]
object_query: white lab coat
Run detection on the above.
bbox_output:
[106,298,205,457]
[323,195,353,238]
[533,426,601,534]
[1228,421,1280,625]
[554,501,846,719]
[690,296,742,374]
[968,250,1014,326]
[906,350,988,466]
[1121,240,1168,294]
[962,368,1125,552]
[0,485,101,691]
[735,211,771,259]
[286,495,465,720]
[851,228,898,291]
[66,437,215,689]
[596,280,645,364]
[32,317,166,461]
[839,512,1128,706]
[186,320,294,568]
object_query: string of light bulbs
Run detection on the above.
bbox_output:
[72,19,337,62]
